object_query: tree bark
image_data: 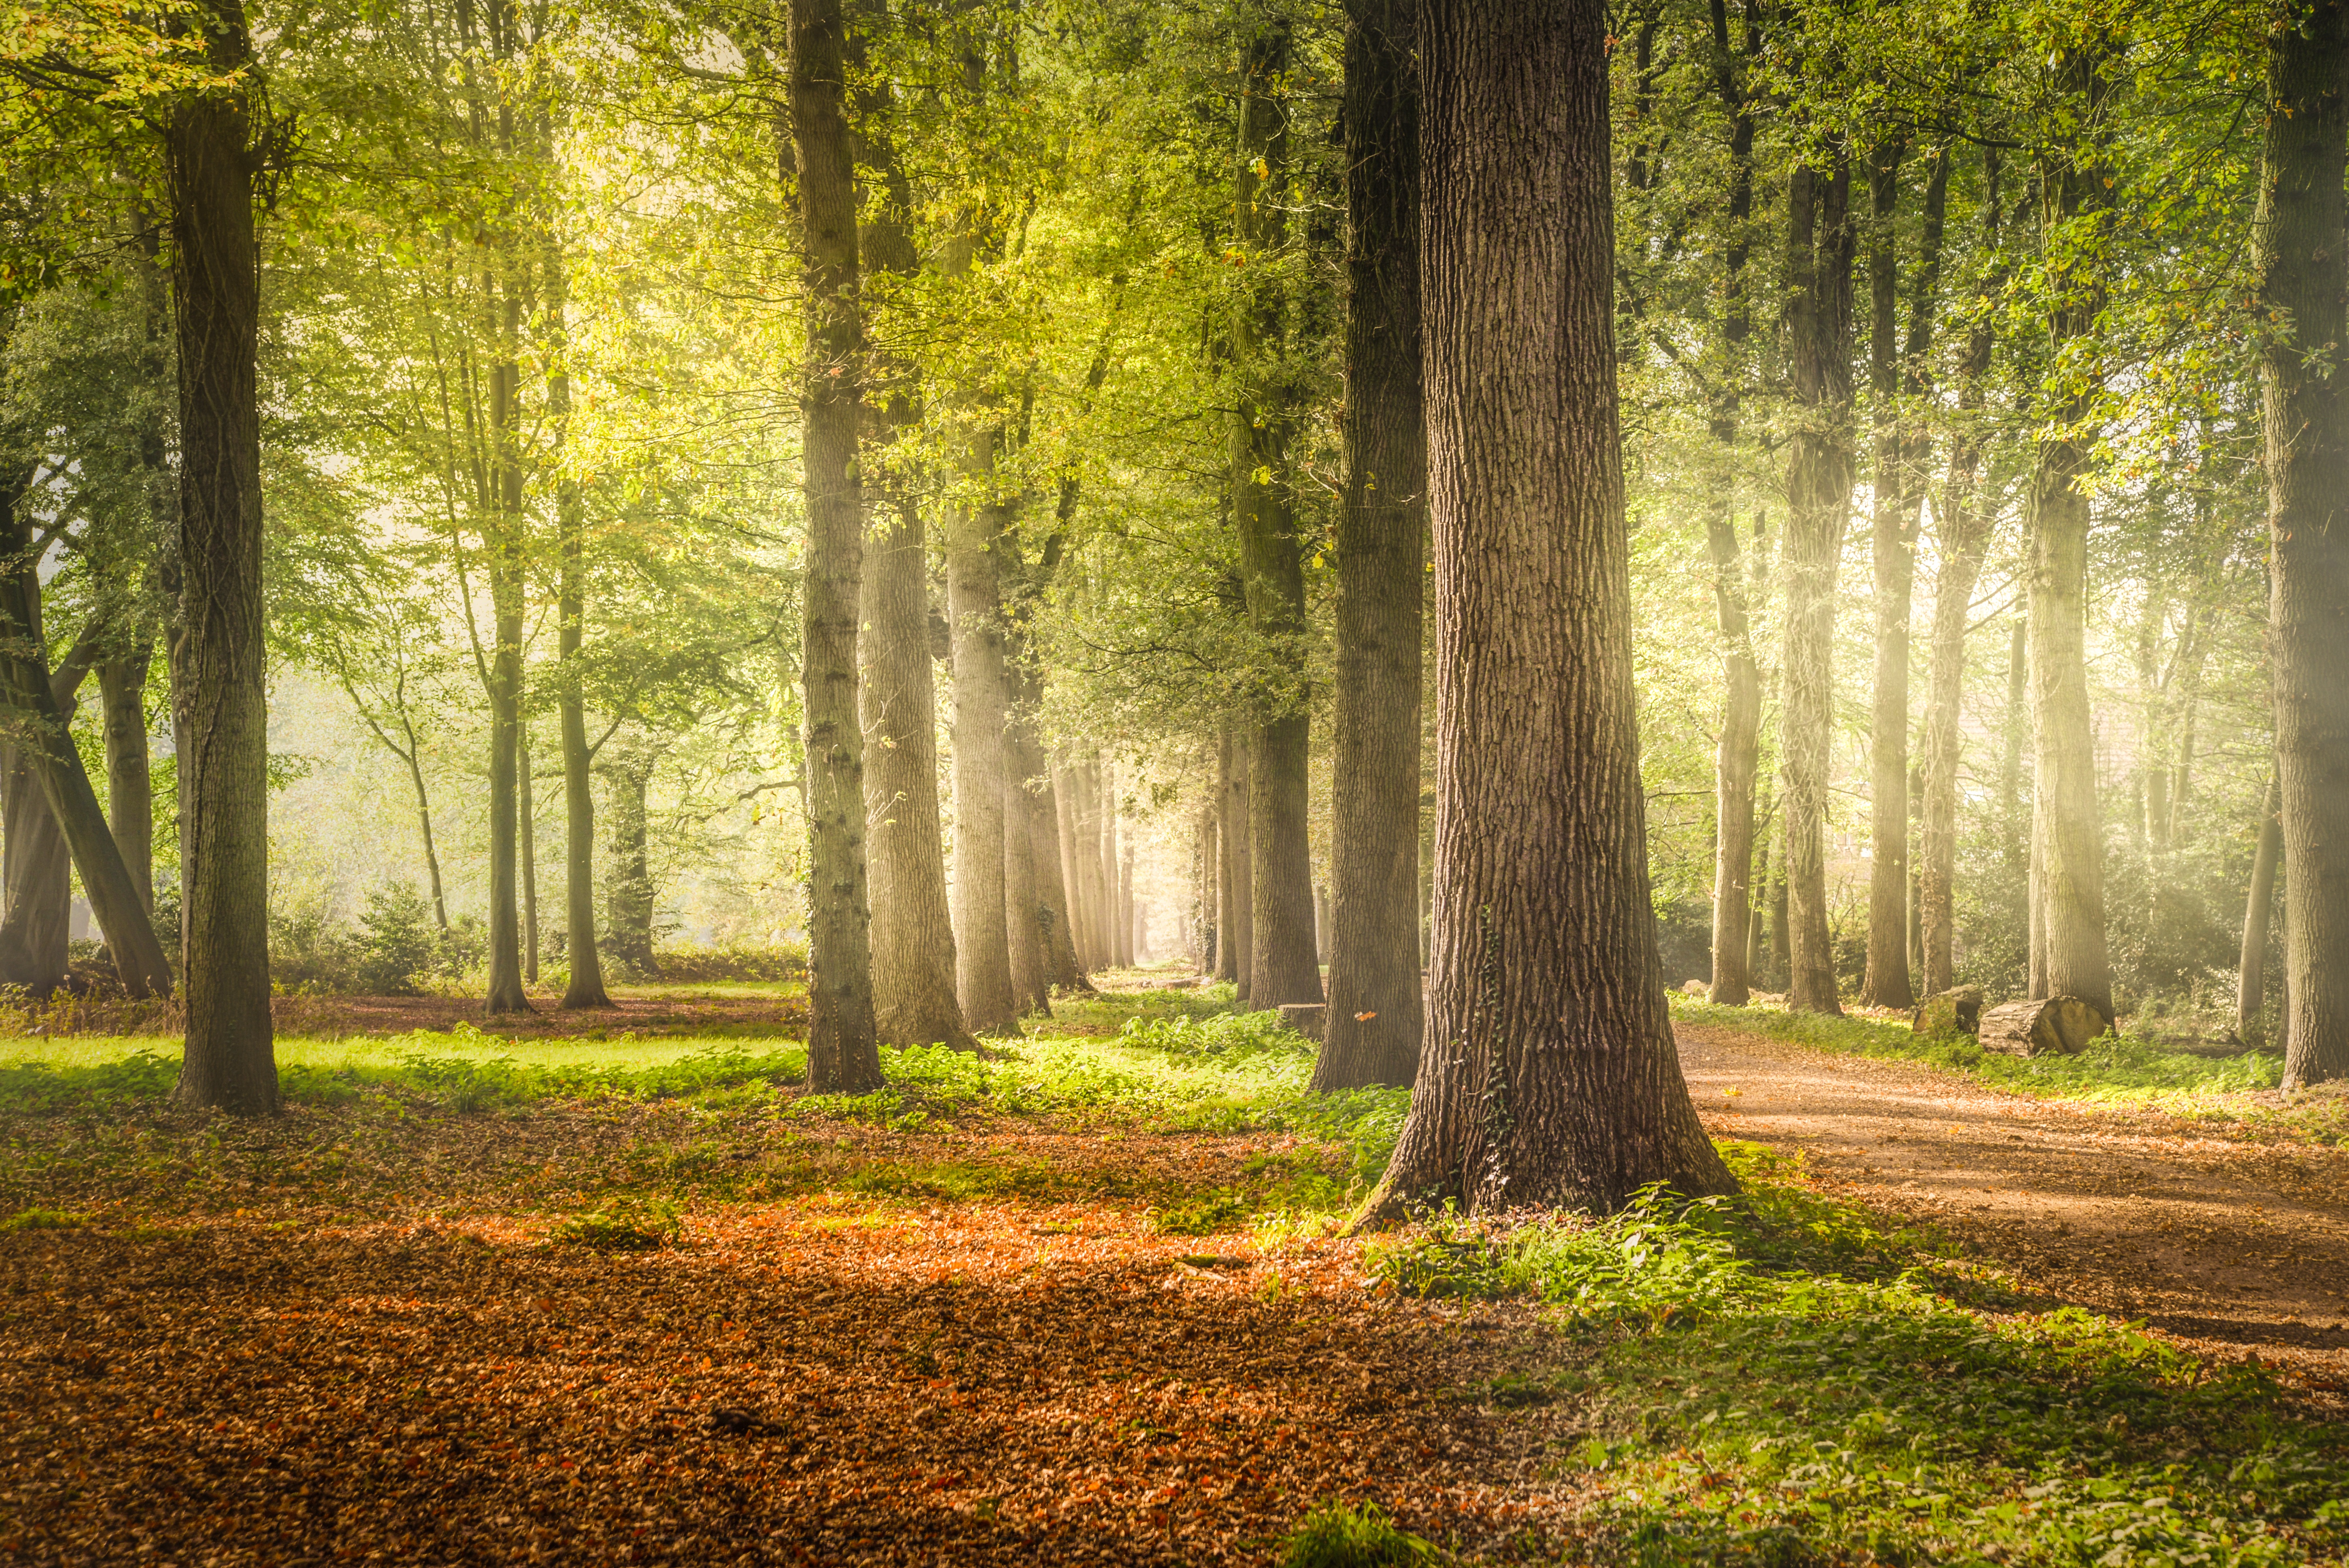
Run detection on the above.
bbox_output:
[480,284,532,1016]
[603,751,658,978]
[1919,150,2000,997]
[1003,713,1049,1014]
[1360,0,1736,1219]
[2026,45,2116,1024]
[548,246,611,1008]
[166,0,273,1109]
[98,650,154,916]
[789,0,881,1090]
[1701,0,1760,1007]
[2262,0,2349,1087]
[1219,729,1254,1002]
[1321,0,1426,1090]
[1026,746,1087,993]
[1780,153,1856,1016]
[1054,760,1094,979]
[520,727,539,984]
[945,444,1020,1034]
[2240,768,2282,1041]
[0,747,68,991]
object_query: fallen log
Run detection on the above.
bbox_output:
[1912,986,1984,1037]
[1977,995,2100,1057]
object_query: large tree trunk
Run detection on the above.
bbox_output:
[1701,0,1760,1007]
[2240,768,2283,1042]
[1361,0,1735,1220]
[1321,0,1426,1091]
[2026,49,2116,1026]
[1219,729,1254,1002]
[0,751,68,992]
[2263,0,2349,1088]
[98,650,154,916]
[1227,22,1323,1012]
[1919,151,1999,998]
[548,248,611,1009]
[945,452,1020,1034]
[1780,154,1856,1016]
[788,0,881,1091]
[166,0,273,1109]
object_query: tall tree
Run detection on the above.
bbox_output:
[546,244,612,1008]
[2262,0,2349,1088]
[1318,0,1426,1093]
[1702,0,1761,1006]
[788,0,880,1092]
[2026,44,2116,1024]
[167,0,275,1111]
[1230,20,1322,1011]
[1361,0,1735,1219]
[1780,151,1856,1016]
[945,448,1021,1033]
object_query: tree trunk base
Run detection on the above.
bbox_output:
[1276,1002,1325,1042]
[1911,985,1983,1036]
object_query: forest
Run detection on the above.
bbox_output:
[2,0,2348,1562]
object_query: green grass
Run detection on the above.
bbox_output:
[1278,1500,1437,1566]
[1668,995,2349,1133]
[1369,1145,2348,1566]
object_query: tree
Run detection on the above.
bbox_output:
[2261,0,2349,1088]
[168,0,276,1111]
[1318,0,1424,1093]
[1360,0,1735,1219]
[788,0,881,1092]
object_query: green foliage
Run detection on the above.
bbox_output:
[648,942,805,984]
[0,1208,87,1233]
[547,1197,681,1252]
[354,882,444,996]
[1278,1502,1435,1568]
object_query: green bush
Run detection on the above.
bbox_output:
[648,940,806,983]
[355,882,446,995]
[1278,1502,1434,1568]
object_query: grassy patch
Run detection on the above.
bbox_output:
[1367,1147,2347,1566]
[0,1206,87,1233]
[547,1197,682,1252]
[1278,1500,1437,1566]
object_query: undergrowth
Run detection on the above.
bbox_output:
[1369,1145,2348,1566]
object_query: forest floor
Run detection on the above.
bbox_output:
[0,982,2344,1564]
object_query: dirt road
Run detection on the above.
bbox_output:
[1676,1024,2349,1388]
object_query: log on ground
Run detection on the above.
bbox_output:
[1978,996,2100,1057]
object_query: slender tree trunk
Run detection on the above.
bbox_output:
[2000,616,2027,867]
[604,753,658,977]
[402,745,449,931]
[482,297,531,1015]
[520,727,539,984]
[2026,46,2116,1024]
[166,0,272,1106]
[2240,768,2283,1042]
[548,248,611,1008]
[1322,0,1426,1090]
[2263,0,2349,1086]
[1196,801,1218,973]
[1032,762,1088,992]
[1361,0,1735,1220]
[1220,730,1254,1003]
[98,651,154,917]
[0,749,68,991]
[945,452,1020,1033]
[1780,154,1856,1015]
[1212,747,1236,983]
[1053,761,1096,981]
[1003,745,1048,1014]
[788,0,881,1090]
[1919,151,2000,997]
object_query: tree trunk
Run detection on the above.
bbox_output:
[2263,0,2349,1087]
[1321,0,1426,1091]
[1219,730,1254,1003]
[1003,727,1049,1015]
[2240,769,2283,1042]
[1053,761,1095,981]
[548,248,611,1008]
[1360,0,1735,1219]
[1119,834,1137,968]
[788,0,881,1090]
[481,286,532,1016]
[2000,616,2027,868]
[165,0,273,1108]
[1780,154,1856,1016]
[1919,150,2001,997]
[98,650,154,916]
[2026,46,2116,1024]
[520,727,539,984]
[945,451,1019,1034]
[603,753,658,978]
[0,749,68,992]
[1031,760,1088,993]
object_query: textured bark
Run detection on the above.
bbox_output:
[2263,0,2349,1087]
[548,248,611,1008]
[1780,154,1856,1015]
[1919,152,2000,997]
[1980,995,2101,1057]
[1321,0,1426,1091]
[1701,0,1760,1007]
[98,650,154,916]
[1054,762,1094,979]
[166,0,273,1109]
[0,749,67,991]
[789,0,880,1090]
[2240,769,2283,1040]
[2026,47,2116,1024]
[602,752,658,978]
[946,453,1019,1033]
[480,288,531,1016]
[520,729,539,984]
[1361,0,1735,1219]
[1219,730,1254,1002]
[1227,23,1322,1011]
[1003,703,1050,1014]
[1026,751,1087,993]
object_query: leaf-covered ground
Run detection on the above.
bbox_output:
[2,982,2345,1564]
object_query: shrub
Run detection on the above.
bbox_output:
[1278,1502,1434,1568]
[648,940,806,983]
[355,882,445,995]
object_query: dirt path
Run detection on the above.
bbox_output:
[1677,1023,2349,1388]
